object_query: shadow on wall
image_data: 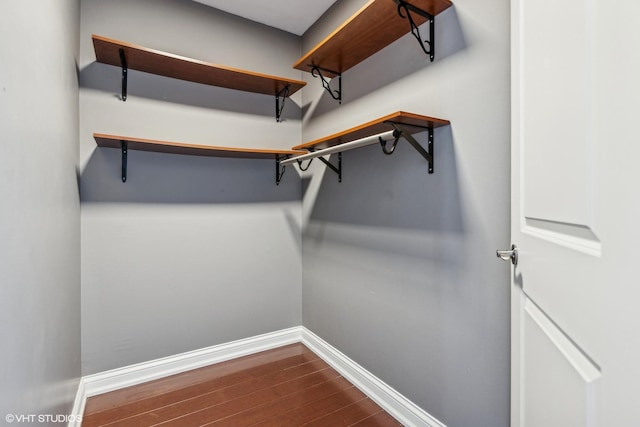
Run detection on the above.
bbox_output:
[306,7,467,118]
[309,126,464,233]
[81,148,300,203]
[79,63,302,122]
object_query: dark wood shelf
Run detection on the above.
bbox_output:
[292,111,450,151]
[94,134,305,159]
[294,0,453,77]
[93,35,306,96]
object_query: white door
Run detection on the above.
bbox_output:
[509,0,640,426]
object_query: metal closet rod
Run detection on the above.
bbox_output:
[281,130,397,166]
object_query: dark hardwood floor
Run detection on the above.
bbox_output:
[82,343,402,426]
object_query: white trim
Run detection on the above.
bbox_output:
[81,327,301,398]
[69,326,445,427]
[68,327,301,426]
[68,379,85,427]
[300,327,446,427]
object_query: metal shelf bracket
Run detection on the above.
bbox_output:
[388,123,435,173]
[276,154,289,185]
[310,65,342,104]
[121,140,128,182]
[317,152,342,182]
[275,84,290,123]
[119,48,128,101]
[394,0,436,61]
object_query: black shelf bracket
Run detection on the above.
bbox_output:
[310,65,342,104]
[387,123,435,173]
[275,84,290,123]
[317,151,342,182]
[276,154,289,186]
[394,0,436,62]
[119,48,128,101]
[121,140,128,182]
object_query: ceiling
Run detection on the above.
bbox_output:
[192,0,339,36]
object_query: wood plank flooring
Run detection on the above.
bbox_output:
[82,343,402,426]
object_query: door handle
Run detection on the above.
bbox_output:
[496,244,518,266]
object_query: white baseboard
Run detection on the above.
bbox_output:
[69,326,445,427]
[300,327,446,427]
[68,379,85,427]
[68,327,301,426]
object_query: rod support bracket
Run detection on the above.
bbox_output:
[310,65,342,104]
[379,129,403,155]
[296,158,313,171]
[394,0,435,61]
[119,48,128,101]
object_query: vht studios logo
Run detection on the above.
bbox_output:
[5,414,82,423]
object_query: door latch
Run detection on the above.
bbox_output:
[496,244,518,266]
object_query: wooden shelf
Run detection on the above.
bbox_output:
[93,35,306,96]
[292,111,450,151]
[94,134,304,159]
[294,0,452,77]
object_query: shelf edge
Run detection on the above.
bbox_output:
[94,133,305,159]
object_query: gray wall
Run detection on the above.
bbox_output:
[80,0,303,374]
[0,0,81,419]
[301,1,511,426]
[0,1,510,423]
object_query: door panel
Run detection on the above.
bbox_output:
[521,0,597,236]
[513,0,601,350]
[511,0,604,425]
[512,0,640,425]
[523,299,600,427]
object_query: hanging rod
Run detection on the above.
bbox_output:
[280,130,397,166]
